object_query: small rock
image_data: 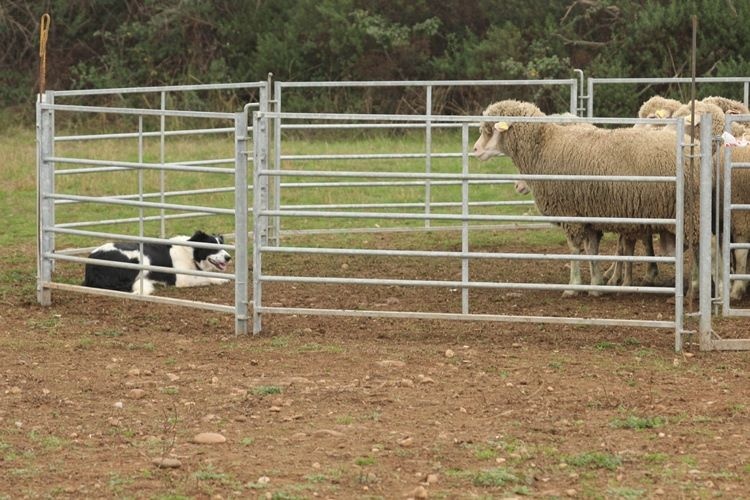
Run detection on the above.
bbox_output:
[312,429,345,438]
[312,462,321,469]
[113,401,124,409]
[257,476,270,485]
[127,368,140,376]
[193,432,226,444]
[269,406,282,412]
[386,297,399,305]
[7,387,22,395]
[444,349,455,358]
[410,485,428,498]
[210,376,219,385]
[417,375,435,384]
[566,489,577,497]
[398,436,414,447]
[425,473,439,484]
[152,457,181,468]
[377,360,405,368]
[654,488,665,495]
[400,378,415,388]
[166,373,180,382]
[41,388,50,396]
[128,389,146,399]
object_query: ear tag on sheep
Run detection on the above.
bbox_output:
[722,131,750,147]
[494,121,510,132]
[655,109,668,118]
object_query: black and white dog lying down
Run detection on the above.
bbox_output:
[83,230,231,295]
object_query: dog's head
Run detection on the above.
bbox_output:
[189,230,232,272]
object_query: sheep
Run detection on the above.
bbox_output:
[473,99,698,297]
[701,96,750,137]
[674,100,750,301]
[635,96,684,126]
[605,96,685,287]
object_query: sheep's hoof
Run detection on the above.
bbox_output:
[562,290,580,298]
[730,288,745,302]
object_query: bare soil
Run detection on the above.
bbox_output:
[2,234,750,499]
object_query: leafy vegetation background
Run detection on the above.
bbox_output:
[2,0,750,123]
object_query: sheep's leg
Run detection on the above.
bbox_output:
[621,238,636,287]
[730,238,749,301]
[585,228,604,296]
[562,236,583,298]
[641,233,659,285]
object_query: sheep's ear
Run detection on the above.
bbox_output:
[655,109,668,118]
[494,121,510,132]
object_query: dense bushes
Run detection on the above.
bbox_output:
[2,0,749,121]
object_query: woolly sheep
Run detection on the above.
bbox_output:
[473,99,698,296]
[701,96,750,138]
[606,95,685,287]
[674,100,750,300]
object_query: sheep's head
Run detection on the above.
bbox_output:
[701,96,750,116]
[637,96,682,122]
[672,101,726,139]
[473,100,543,161]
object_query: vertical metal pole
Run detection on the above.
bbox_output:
[36,93,53,305]
[252,111,269,335]
[461,124,469,315]
[722,142,732,316]
[698,113,713,349]
[574,69,584,116]
[586,78,594,118]
[159,91,167,238]
[138,116,146,295]
[744,81,749,110]
[425,85,432,229]
[674,119,685,352]
[234,111,250,336]
[569,77,578,116]
[272,80,282,246]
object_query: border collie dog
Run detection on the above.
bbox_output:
[83,230,231,296]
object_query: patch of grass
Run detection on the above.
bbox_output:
[108,473,134,493]
[610,415,666,430]
[643,452,669,464]
[354,456,376,466]
[474,446,497,460]
[240,437,255,446]
[252,385,282,396]
[298,342,344,353]
[607,486,645,499]
[269,336,291,348]
[76,336,95,350]
[623,337,641,346]
[161,386,179,395]
[594,341,618,350]
[565,451,622,471]
[472,467,520,487]
[94,329,123,338]
[304,473,328,483]
[127,342,155,351]
[336,415,354,425]
[269,493,304,500]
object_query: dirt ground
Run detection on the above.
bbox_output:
[2,234,750,499]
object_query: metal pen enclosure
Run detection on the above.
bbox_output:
[36,82,268,335]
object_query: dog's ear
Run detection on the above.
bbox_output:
[189,230,209,241]
[216,235,225,244]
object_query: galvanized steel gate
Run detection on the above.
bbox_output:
[36,76,750,350]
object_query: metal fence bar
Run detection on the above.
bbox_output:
[674,119,686,352]
[461,123,469,314]
[50,157,235,175]
[48,253,234,280]
[48,227,235,250]
[48,193,235,215]
[699,113,713,349]
[261,245,674,263]
[50,81,267,97]
[55,127,237,141]
[261,275,675,295]
[36,93,54,305]
[234,110,250,335]
[257,306,675,329]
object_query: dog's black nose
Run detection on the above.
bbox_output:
[226,255,231,261]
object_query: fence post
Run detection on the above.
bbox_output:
[424,85,432,229]
[698,113,713,350]
[36,93,54,305]
[252,111,269,335]
[461,123,469,314]
[674,118,686,352]
[234,110,250,336]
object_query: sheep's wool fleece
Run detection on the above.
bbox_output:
[483,100,699,238]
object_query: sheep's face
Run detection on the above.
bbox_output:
[672,101,725,139]
[473,120,503,161]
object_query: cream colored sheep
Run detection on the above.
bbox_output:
[674,100,750,300]
[474,99,698,297]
